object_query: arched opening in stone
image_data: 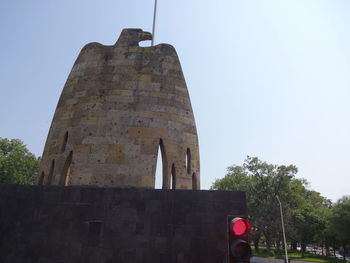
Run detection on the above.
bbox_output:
[61,131,68,152]
[155,146,162,189]
[186,148,191,175]
[38,172,45,185]
[171,163,176,190]
[47,160,55,185]
[192,172,198,190]
[61,151,73,186]
[155,139,167,189]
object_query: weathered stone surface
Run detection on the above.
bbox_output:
[39,29,200,189]
[0,185,246,263]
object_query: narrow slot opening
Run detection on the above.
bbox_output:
[192,172,197,190]
[186,148,191,175]
[61,131,68,152]
[154,139,168,189]
[155,145,162,189]
[38,172,45,185]
[62,151,73,186]
[171,163,176,190]
[47,160,55,185]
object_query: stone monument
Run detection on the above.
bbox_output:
[0,29,249,263]
[38,29,200,190]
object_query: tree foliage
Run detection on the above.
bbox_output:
[211,156,332,255]
[327,196,350,250]
[0,138,39,184]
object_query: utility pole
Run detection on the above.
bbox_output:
[151,0,158,46]
[276,195,289,263]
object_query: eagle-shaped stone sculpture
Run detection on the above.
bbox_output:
[38,29,200,190]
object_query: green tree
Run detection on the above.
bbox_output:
[211,156,333,257]
[245,157,298,253]
[290,194,329,256]
[211,165,250,191]
[0,138,39,184]
[212,156,299,253]
[327,196,350,260]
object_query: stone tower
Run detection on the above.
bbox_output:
[38,29,200,190]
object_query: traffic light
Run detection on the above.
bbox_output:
[228,216,252,263]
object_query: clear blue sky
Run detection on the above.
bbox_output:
[1,0,349,202]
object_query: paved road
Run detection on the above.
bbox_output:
[251,257,319,263]
[251,256,350,263]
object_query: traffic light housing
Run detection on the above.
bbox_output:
[228,216,252,263]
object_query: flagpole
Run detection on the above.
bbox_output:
[151,0,158,46]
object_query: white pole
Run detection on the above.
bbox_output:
[151,0,158,46]
[277,195,289,263]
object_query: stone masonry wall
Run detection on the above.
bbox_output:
[38,29,200,189]
[0,185,247,263]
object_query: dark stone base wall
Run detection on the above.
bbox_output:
[0,185,247,263]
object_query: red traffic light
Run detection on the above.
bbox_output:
[230,217,251,236]
[228,216,252,262]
